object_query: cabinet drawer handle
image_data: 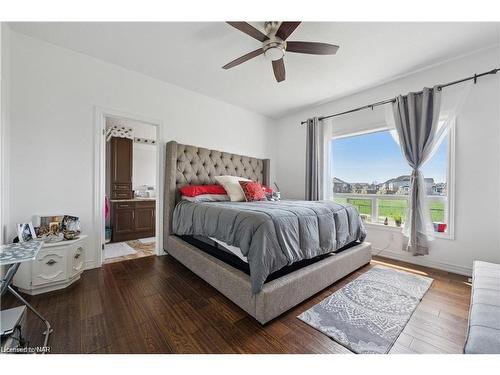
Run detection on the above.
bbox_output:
[46,259,57,266]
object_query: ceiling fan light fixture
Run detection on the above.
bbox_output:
[264,46,285,61]
[224,22,339,83]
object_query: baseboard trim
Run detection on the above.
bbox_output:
[373,247,472,277]
[85,259,97,270]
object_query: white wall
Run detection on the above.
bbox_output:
[0,23,10,246]
[272,46,500,275]
[6,30,275,269]
[0,23,4,246]
[133,143,156,189]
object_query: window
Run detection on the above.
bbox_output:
[331,126,454,237]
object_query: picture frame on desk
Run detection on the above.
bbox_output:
[16,222,37,242]
[33,214,64,238]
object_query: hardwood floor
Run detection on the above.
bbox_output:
[2,254,471,354]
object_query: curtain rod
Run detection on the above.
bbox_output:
[300,67,500,125]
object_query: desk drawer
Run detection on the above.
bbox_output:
[68,243,85,278]
[112,191,133,199]
[114,202,135,209]
[32,248,67,286]
[113,183,131,191]
[135,200,155,208]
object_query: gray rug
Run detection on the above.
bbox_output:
[298,265,433,354]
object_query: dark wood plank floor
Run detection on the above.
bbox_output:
[2,254,471,354]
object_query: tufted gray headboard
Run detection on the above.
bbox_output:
[163,141,270,244]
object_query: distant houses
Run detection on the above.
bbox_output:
[333,175,445,196]
[332,177,351,193]
[332,177,378,195]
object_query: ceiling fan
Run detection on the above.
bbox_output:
[223,21,339,83]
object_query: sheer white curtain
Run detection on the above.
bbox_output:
[385,81,471,254]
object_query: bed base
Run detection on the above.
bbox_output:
[166,235,372,324]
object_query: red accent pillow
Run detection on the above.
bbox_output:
[239,181,266,202]
[262,185,273,194]
[179,184,227,197]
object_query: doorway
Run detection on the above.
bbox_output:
[94,108,163,267]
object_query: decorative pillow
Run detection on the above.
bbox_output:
[214,175,250,202]
[179,184,227,197]
[239,181,266,202]
[181,194,230,202]
[262,185,274,200]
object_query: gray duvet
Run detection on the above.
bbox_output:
[172,200,366,293]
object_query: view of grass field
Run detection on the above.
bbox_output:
[331,129,448,228]
[333,197,445,224]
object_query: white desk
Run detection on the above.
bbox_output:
[1,241,52,349]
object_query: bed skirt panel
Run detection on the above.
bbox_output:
[166,235,372,324]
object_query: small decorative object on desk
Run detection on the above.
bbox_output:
[37,233,63,243]
[16,223,37,242]
[34,215,63,238]
[32,214,80,242]
[61,215,81,234]
[63,230,77,240]
[49,222,60,236]
[384,217,389,225]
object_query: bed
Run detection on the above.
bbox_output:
[163,141,372,324]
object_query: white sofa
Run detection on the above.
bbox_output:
[464,261,500,354]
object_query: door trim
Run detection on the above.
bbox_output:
[94,106,163,268]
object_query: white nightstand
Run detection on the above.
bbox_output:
[13,235,87,295]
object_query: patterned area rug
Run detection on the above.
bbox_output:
[298,265,433,354]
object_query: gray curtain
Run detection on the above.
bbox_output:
[305,117,320,200]
[392,87,441,255]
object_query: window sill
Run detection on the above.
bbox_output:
[433,231,454,240]
[363,222,454,240]
[363,222,403,233]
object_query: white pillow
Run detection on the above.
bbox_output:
[181,194,230,202]
[214,175,251,202]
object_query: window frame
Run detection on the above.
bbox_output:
[331,121,456,240]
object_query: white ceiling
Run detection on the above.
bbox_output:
[9,22,500,118]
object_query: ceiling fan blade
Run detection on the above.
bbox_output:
[286,41,339,55]
[272,58,286,82]
[275,21,301,40]
[222,48,264,69]
[226,22,268,42]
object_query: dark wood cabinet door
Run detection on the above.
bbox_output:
[135,207,155,233]
[110,137,133,185]
[114,208,135,235]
